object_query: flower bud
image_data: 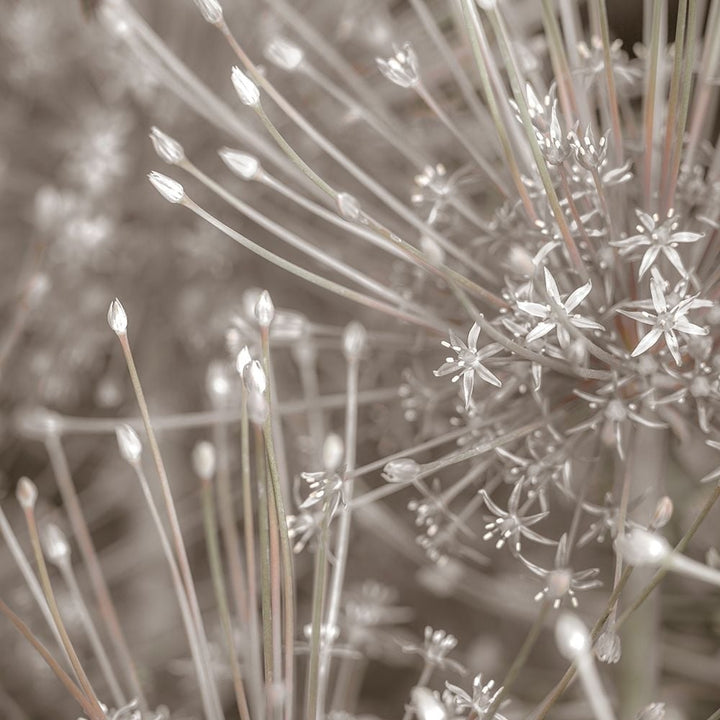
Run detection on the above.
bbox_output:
[192,0,223,24]
[245,360,267,395]
[615,528,671,567]
[116,424,142,464]
[206,362,232,405]
[265,37,304,71]
[16,477,38,510]
[247,390,268,425]
[336,192,361,221]
[150,127,185,165]
[323,434,344,473]
[342,321,367,360]
[148,172,185,204]
[236,346,253,377]
[650,496,673,530]
[254,290,275,328]
[42,523,70,566]
[231,67,261,107]
[409,687,446,720]
[107,298,127,335]
[376,43,420,89]
[382,458,420,484]
[192,441,216,481]
[219,147,261,180]
[555,612,590,660]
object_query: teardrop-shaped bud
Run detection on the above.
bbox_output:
[16,477,38,510]
[192,441,216,481]
[615,528,671,567]
[265,37,304,71]
[116,424,142,464]
[245,360,267,395]
[150,127,185,165]
[107,298,127,335]
[323,434,344,473]
[342,321,367,360]
[148,172,185,204]
[192,0,223,24]
[219,147,261,180]
[254,290,275,329]
[42,523,71,565]
[382,458,420,484]
[231,66,260,107]
[236,346,253,376]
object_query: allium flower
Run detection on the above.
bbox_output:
[402,627,466,675]
[517,268,602,348]
[434,324,502,409]
[619,269,711,365]
[610,209,703,278]
[376,43,420,89]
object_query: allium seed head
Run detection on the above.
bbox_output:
[231,66,261,107]
[16,477,38,511]
[116,424,142,464]
[148,172,185,204]
[107,298,128,335]
[219,147,261,180]
[150,127,185,165]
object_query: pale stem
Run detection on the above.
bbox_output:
[183,197,449,333]
[22,506,103,714]
[0,598,102,720]
[44,434,146,708]
[317,352,361,713]
[415,82,510,197]
[241,391,265,720]
[116,333,224,720]
[262,330,297,720]
[576,653,617,720]
[200,478,252,720]
[182,160,435,324]
[594,0,625,165]
[458,0,538,221]
[482,601,552,719]
[128,460,220,720]
[32,387,400,436]
[293,338,325,467]
[56,556,125,709]
[219,20,504,299]
[0,505,68,665]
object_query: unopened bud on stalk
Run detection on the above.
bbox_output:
[265,37,304,71]
[148,172,185,204]
[192,0,223,24]
[409,687,446,720]
[206,362,232,404]
[231,67,261,107]
[16,477,38,510]
[245,360,267,396]
[116,424,142,464]
[419,235,445,266]
[42,523,70,565]
[219,148,261,180]
[192,441,216,481]
[107,298,127,335]
[650,496,673,529]
[376,43,420,89]
[254,290,275,328]
[336,192,361,221]
[342,321,367,360]
[323,434,344,473]
[247,390,268,425]
[150,127,185,165]
[382,458,420,483]
[615,528,671,567]
[236,346,253,377]
[555,612,590,660]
